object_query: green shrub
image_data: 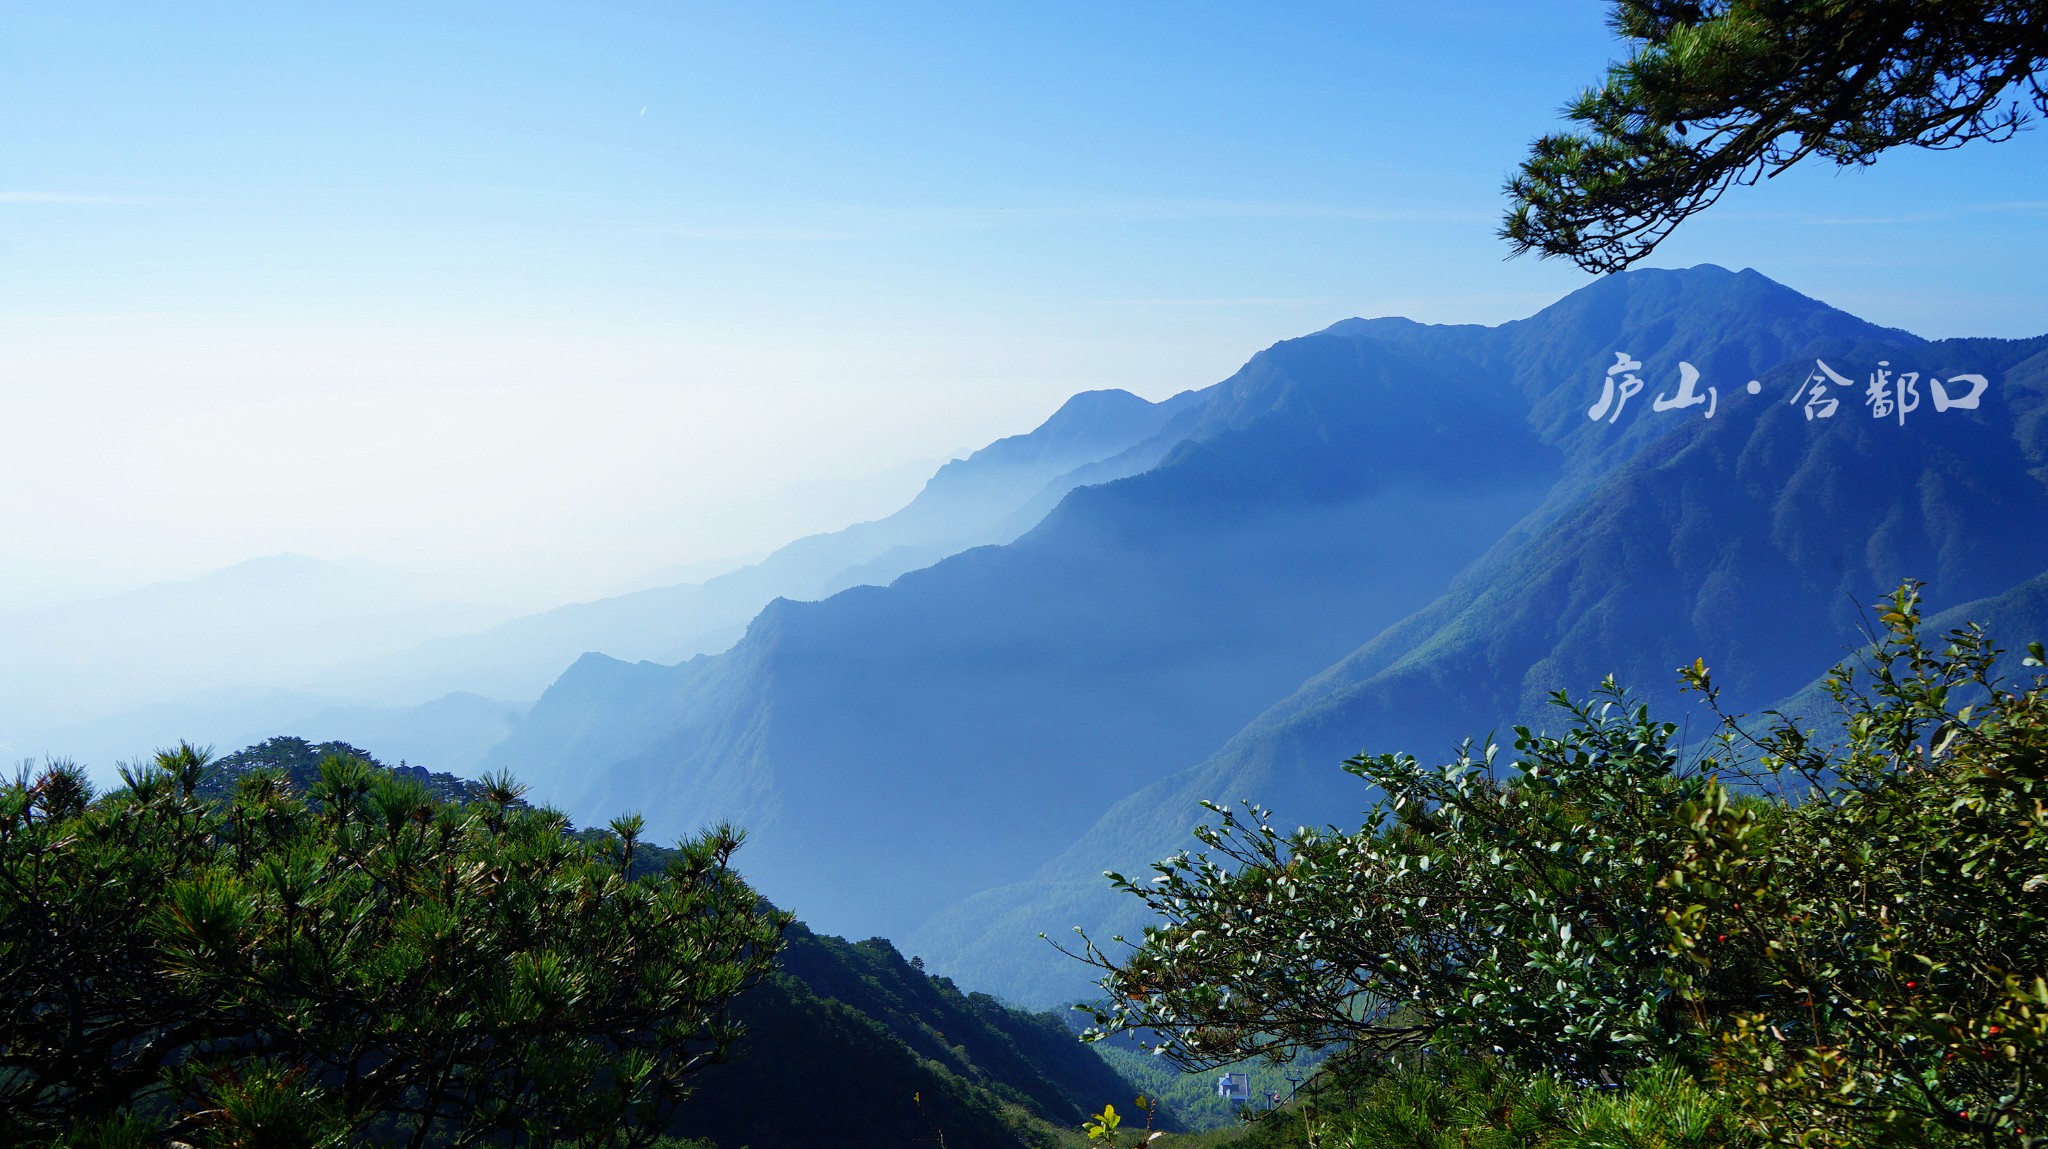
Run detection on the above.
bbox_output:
[0,749,788,1147]
[1074,583,2045,1147]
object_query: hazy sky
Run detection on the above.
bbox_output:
[5,1,2045,606]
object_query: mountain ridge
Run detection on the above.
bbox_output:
[301,386,1202,707]
[134,266,2040,1014]
[911,313,2048,1004]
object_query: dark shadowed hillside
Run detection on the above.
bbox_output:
[667,920,1148,1149]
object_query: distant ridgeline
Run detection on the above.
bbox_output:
[200,735,510,808]
[458,264,2048,1008]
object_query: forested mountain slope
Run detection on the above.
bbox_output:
[476,265,2048,1005]
[669,921,1148,1149]
[484,321,1565,939]
[918,314,2048,1004]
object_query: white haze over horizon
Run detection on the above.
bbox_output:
[0,307,1091,609]
[5,4,2046,622]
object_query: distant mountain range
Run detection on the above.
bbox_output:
[32,266,2045,1011]
[15,388,1189,773]
[0,554,510,742]
[300,385,1200,706]
[465,265,2048,1005]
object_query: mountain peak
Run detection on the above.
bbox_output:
[1037,387,1153,429]
[955,388,1177,469]
[1517,263,1918,343]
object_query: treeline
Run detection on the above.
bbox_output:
[0,746,785,1147]
[0,737,1151,1148]
[1076,585,2047,1148]
[199,736,516,809]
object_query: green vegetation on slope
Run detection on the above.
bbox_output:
[1152,1054,1750,1149]
[6,732,1156,1148]
[202,734,516,807]
[666,921,1148,1149]
[1076,584,2048,1147]
[1085,1044,1312,1132]
[0,747,785,1147]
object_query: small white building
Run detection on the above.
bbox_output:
[1216,1072,1250,1102]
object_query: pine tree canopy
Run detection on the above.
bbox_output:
[0,749,788,1148]
[1503,1,2048,272]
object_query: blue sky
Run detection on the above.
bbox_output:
[4,1,2044,603]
